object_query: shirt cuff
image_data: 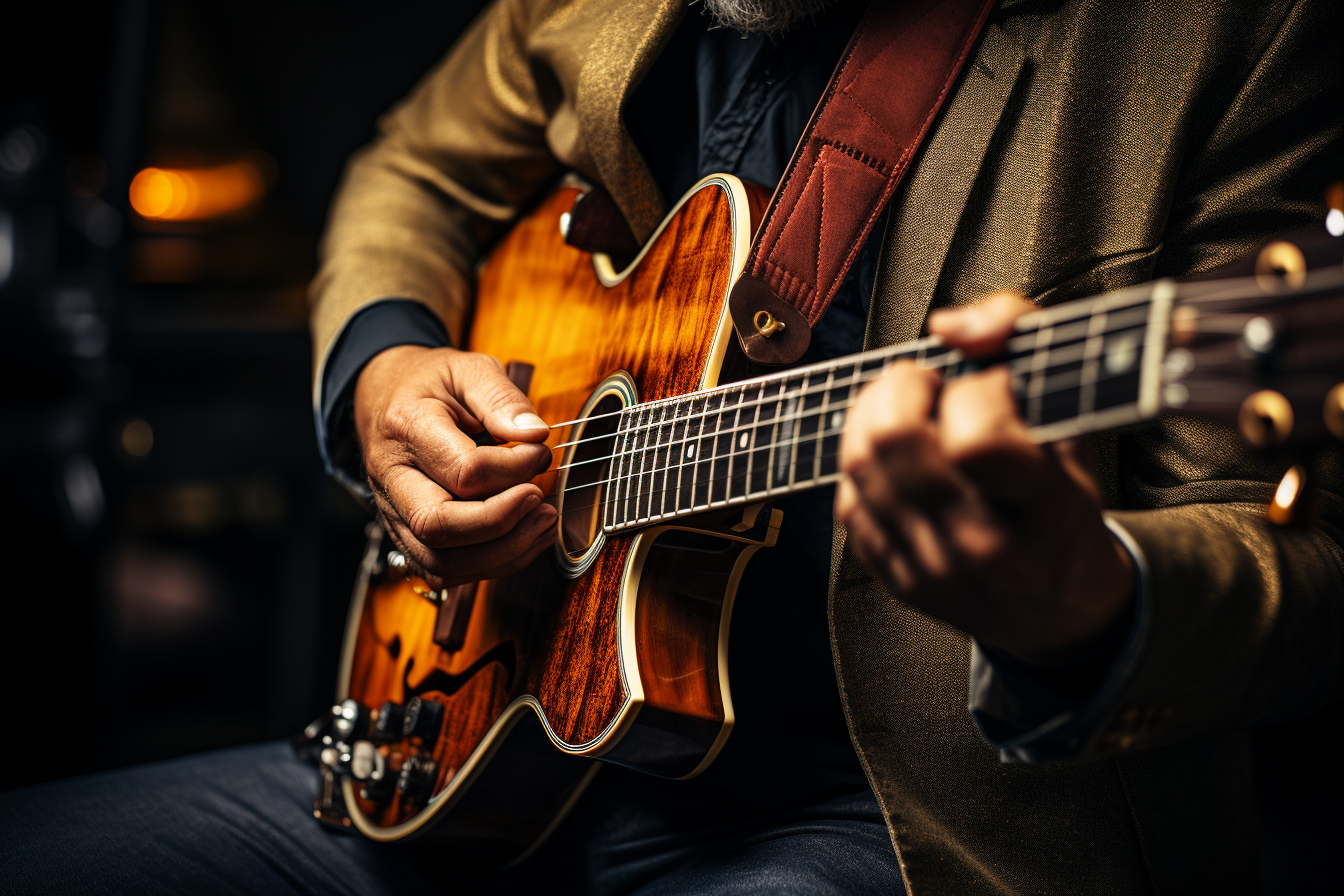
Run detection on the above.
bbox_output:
[315,299,451,497]
[968,515,1152,763]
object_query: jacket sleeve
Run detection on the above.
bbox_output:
[308,0,563,389]
[1075,0,1344,757]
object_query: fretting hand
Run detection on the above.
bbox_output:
[354,345,558,587]
[836,292,1135,669]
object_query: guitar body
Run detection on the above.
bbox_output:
[334,176,775,859]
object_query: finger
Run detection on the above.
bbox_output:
[382,501,558,584]
[449,352,551,444]
[840,360,941,472]
[381,467,549,548]
[839,481,918,595]
[927,291,1035,357]
[381,398,551,498]
[939,366,1043,504]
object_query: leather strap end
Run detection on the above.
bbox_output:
[729,274,811,366]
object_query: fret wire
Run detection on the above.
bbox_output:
[764,378,780,493]
[631,406,647,524]
[1079,310,1108,416]
[727,385,749,503]
[610,410,631,528]
[685,397,700,513]
[670,398,687,517]
[744,381,764,497]
[787,373,805,489]
[720,387,739,505]
[696,392,721,509]
[639,402,661,521]
[1026,324,1053,427]
[812,367,835,484]
[641,404,660,522]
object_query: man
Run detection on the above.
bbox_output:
[2,1,1339,894]
[311,0,1342,891]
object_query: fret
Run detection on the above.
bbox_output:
[693,392,718,508]
[786,375,806,489]
[743,382,765,498]
[810,369,835,482]
[670,399,692,515]
[772,376,801,490]
[793,372,821,487]
[725,386,752,502]
[750,379,781,495]
[647,402,671,520]
[1078,310,1109,416]
[631,405,651,523]
[612,409,635,530]
[818,364,851,479]
[1024,325,1054,427]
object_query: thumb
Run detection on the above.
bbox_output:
[455,353,550,443]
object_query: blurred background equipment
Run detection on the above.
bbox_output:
[0,0,487,789]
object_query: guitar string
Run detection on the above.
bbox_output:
[546,319,1148,456]
[539,295,1156,435]
[550,356,1146,521]
[548,341,1146,479]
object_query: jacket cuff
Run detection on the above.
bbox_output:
[968,516,1152,763]
[315,299,451,498]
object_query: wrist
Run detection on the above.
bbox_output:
[989,528,1136,671]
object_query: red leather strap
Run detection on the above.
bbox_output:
[730,0,997,365]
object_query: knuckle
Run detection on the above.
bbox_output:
[404,503,444,544]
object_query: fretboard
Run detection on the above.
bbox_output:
[597,279,1174,533]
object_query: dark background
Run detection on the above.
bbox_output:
[0,0,487,790]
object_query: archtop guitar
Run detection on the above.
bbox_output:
[298,174,1344,863]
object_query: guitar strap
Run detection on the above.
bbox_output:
[728,0,997,365]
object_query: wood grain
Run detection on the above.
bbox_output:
[341,177,769,834]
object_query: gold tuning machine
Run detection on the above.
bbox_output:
[1324,383,1344,441]
[1238,390,1294,448]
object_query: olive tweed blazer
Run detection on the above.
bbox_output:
[309,1,1344,892]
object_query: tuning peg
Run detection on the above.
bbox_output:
[1255,241,1306,291]
[1324,383,1344,441]
[1238,390,1294,447]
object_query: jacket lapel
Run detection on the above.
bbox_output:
[575,0,685,242]
[865,21,1027,350]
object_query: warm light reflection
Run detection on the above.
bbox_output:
[129,158,267,221]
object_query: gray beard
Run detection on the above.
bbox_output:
[699,0,835,36]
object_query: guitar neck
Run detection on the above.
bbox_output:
[599,279,1176,534]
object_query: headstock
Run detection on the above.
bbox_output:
[1155,230,1344,526]
[1159,232,1344,450]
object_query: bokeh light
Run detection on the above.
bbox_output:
[129,157,268,221]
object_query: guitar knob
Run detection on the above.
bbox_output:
[372,701,404,743]
[396,755,438,805]
[331,699,369,742]
[401,696,445,744]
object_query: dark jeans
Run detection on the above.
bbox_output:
[0,741,904,895]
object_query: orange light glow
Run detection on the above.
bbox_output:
[129,159,267,221]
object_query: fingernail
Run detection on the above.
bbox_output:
[513,413,546,431]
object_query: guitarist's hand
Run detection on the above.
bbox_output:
[836,293,1135,670]
[354,345,557,587]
